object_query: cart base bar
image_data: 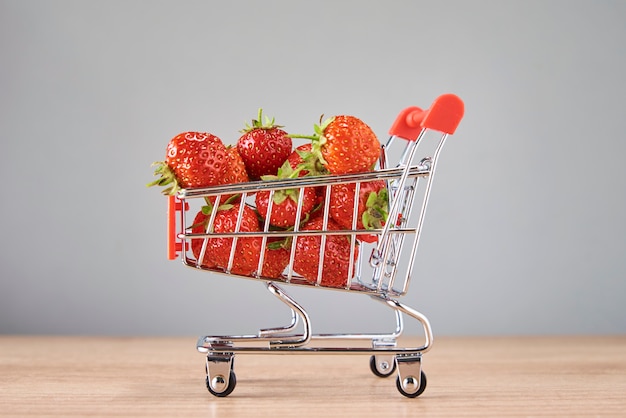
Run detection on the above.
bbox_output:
[196,282,432,355]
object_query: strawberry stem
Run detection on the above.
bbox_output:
[287,133,318,141]
[240,108,283,133]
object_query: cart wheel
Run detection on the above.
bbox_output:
[206,369,237,397]
[396,370,427,398]
[369,355,397,378]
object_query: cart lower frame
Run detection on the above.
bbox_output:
[197,281,432,398]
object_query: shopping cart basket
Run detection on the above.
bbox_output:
[166,93,464,397]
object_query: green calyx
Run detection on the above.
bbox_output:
[147,161,180,195]
[260,160,306,205]
[216,203,235,212]
[292,148,327,177]
[286,115,335,178]
[187,204,214,231]
[261,158,303,181]
[240,108,283,133]
[266,237,290,250]
[201,204,213,215]
[310,116,334,168]
[362,188,389,230]
[198,195,239,217]
[288,115,334,168]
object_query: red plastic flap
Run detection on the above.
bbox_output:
[388,94,464,140]
[167,196,188,260]
[167,196,178,260]
[388,106,424,141]
[421,93,464,135]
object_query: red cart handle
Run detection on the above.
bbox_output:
[388,93,464,140]
[167,195,188,260]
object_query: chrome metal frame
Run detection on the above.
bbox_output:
[170,117,455,397]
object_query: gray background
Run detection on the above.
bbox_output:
[1,0,625,337]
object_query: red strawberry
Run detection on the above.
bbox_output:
[292,115,380,175]
[329,180,388,243]
[205,203,263,276]
[293,217,359,288]
[255,160,317,228]
[223,146,249,186]
[256,187,317,228]
[237,109,292,180]
[217,146,250,204]
[319,115,380,174]
[258,238,291,279]
[148,132,228,194]
[190,208,217,268]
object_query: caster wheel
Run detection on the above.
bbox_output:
[206,369,237,397]
[396,370,427,398]
[369,355,396,378]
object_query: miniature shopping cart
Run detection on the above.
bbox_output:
[166,94,464,398]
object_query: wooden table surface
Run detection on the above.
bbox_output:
[1,335,625,417]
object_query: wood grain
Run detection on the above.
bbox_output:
[1,335,625,417]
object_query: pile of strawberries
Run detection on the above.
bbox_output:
[148,110,389,288]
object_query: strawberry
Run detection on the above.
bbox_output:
[258,238,291,279]
[290,115,380,174]
[255,160,317,228]
[237,109,292,180]
[190,208,217,268]
[148,132,228,194]
[292,216,359,288]
[205,203,263,276]
[318,115,380,174]
[223,146,249,186]
[191,205,288,277]
[217,146,250,204]
[329,180,389,243]
[256,187,317,228]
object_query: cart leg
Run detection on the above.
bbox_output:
[259,282,299,337]
[205,352,236,397]
[264,282,311,348]
[377,296,433,353]
[395,354,427,398]
[259,307,298,337]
